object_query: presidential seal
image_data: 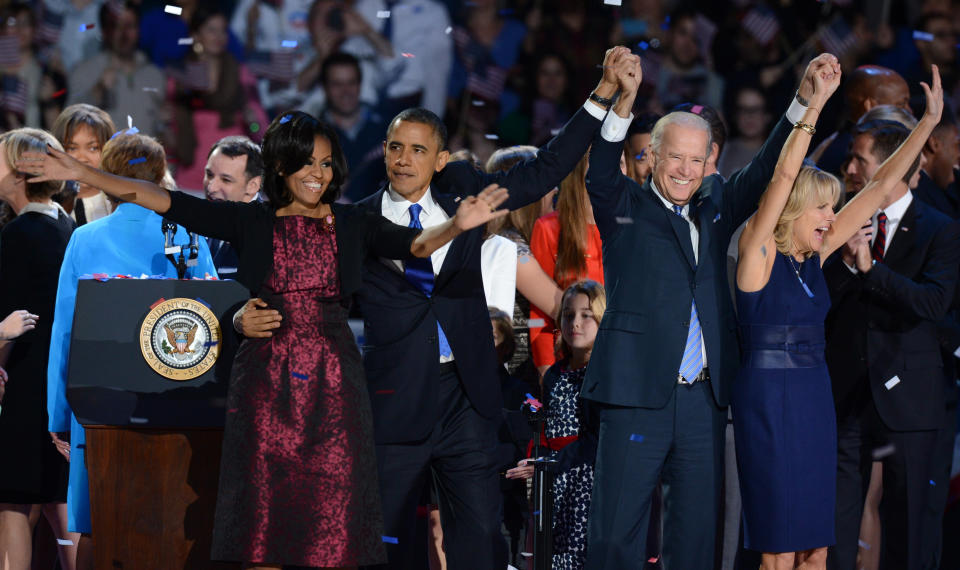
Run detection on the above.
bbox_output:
[140,298,221,381]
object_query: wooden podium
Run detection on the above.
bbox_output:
[68,279,248,569]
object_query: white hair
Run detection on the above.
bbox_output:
[650,112,713,158]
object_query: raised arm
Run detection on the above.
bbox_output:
[821,66,945,259]
[18,146,172,213]
[737,58,841,291]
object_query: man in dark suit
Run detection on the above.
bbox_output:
[580,53,837,568]
[825,121,960,570]
[354,47,639,569]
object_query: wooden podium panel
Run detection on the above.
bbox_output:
[86,426,239,570]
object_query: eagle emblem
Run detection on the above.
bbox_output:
[164,323,199,354]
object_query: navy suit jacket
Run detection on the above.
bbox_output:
[581,115,793,409]
[356,106,602,444]
[824,198,960,430]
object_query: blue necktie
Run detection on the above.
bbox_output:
[673,205,703,383]
[405,204,452,358]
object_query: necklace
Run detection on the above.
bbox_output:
[786,254,815,299]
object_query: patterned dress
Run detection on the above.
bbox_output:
[211,216,385,566]
[544,362,594,570]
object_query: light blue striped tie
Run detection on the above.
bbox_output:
[673,205,703,383]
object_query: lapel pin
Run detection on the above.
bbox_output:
[713,213,721,223]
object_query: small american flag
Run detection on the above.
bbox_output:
[246,50,295,82]
[819,16,857,57]
[466,66,507,101]
[36,4,63,45]
[1,74,27,114]
[741,7,780,46]
[0,35,20,67]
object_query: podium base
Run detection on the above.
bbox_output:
[86,426,239,570]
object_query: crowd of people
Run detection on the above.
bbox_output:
[0,1,959,570]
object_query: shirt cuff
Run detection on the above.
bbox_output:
[600,111,633,142]
[785,96,808,125]
[843,260,859,274]
[582,100,606,121]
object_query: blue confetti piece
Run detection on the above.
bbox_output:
[629,434,645,442]
[382,535,399,544]
[195,297,211,309]
[128,157,146,165]
[913,30,934,42]
[281,39,298,48]
[526,393,535,400]
[637,41,649,51]
[279,114,292,124]
[532,510,540,515]
[930,480,936,485]
[291,371,308,380]
[636,149,645,160]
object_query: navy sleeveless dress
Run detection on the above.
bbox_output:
[733,252,836,552]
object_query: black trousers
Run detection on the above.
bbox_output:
[828,400,938,570]
[371,366,506,569]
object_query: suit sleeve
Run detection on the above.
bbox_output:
[363,210,421,260]
[721,116,793,231]
[529,218,558,368]
[862,221,960,321]
[585,132,632,239]
[47,236,80,434]
[164,190,251,247]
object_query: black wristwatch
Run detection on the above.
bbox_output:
[589,91,614,109]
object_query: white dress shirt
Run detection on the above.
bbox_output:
[480,235,517,315]
[871,190,913,256]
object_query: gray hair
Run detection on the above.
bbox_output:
[857,104,918,129]
[650,112,713,158]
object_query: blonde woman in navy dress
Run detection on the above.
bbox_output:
[733,59,943,569]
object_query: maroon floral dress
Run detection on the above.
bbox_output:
[211,215,385,566]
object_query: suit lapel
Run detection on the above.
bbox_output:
[433,191,464,289]
[645,183,697,270]
[883,201,916,267]
[694,195,711,268]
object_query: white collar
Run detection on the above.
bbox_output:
[384,185,437,220]
[877,189,913,222]
[18,201,63,220]
[650,180,689,217]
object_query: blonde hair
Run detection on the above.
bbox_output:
[774,166,842,257]
[556,280,606,360]
[0,128,66,199]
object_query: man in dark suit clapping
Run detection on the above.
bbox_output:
[580,53,838,569]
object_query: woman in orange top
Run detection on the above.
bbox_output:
[529,152,603,373]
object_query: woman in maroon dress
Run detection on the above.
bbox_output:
[19,111,509,569]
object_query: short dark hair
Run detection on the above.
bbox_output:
[671,102,727,155]
[189,5,226,33]
[387,107,448,150]
[627,112,661,138]
[208,136,263,181]
[52,104,116,150]
[320,52,362,87]
[100,0,137,31]
[857,123,920,185]
[489,307,515,365]
[261,110,348,206]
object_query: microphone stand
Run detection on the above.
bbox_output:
[162,219,200,279]
[522,395,555,570]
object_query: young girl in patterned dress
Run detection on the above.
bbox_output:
[506,279,605,569]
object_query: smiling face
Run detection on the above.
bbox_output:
[791,195,837,255]
[283,136,334,209]
[196,14,228,56]
[560,293,599,353]
[384,120,449,201]
[204,148,259,202]
[651,123,709,206]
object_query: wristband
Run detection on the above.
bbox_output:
[795,90,810,107]
[589,91,614,109]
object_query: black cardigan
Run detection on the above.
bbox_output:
[164,191,419,295]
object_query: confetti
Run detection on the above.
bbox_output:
[142,87,160,93]
[953,345,960,358]
[520,552,532,557]
[472,99,486,107]
[519,255,531,264]
[401,52,415,58]
[532,510,540,515]
[177,37,193,45]
[872,443,895,459]
[127,157,146,165]
[637,41,650,51]
[164,5,183,16]
[279,114,292,124]
[604,0,623,5]
[858,540,871,550]
[291,371,308,380]
[78,23,94,32]
[648,556,660,563]
[444,26,452,34]
[56,539,74,546]
[527,318,546,327]
[884,376,900,390]
[129,416,148,424]
[377,10,391,18]
[690,105,704,115]
[484,134,499,140]
[629,434,645,442]
[51,88,66,98]
[615,217,634,224]
[635,149,645,160]
[713,213,721,223]
[649,38,661,48]
[382,535,399,544]
[281,39,298,48]
[930,480,936,485]
[913,30,934,42]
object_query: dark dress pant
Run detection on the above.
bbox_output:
[371,366,506,569]
[586,380,725,569]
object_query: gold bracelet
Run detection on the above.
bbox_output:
[794,121,816,135]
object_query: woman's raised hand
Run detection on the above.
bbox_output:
[921,64,944,124]
[15,145,84,184]
[452,184,510,231]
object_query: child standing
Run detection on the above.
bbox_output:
[506,280,605,570]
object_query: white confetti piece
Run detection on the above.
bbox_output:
[472,99,486,107]
[527,319,546,327]
[484,133,499,140]
[604,0,623,5]
[142,87,160,93]
[177,37,193,45]
[164,5,183,16]
[445,26,452,34]
[615,217,634,224]
[377,10,391,18]
[884,376,900,390]
[56,539,74,546]
[129,416,148,424]
[520,552,532,558]
[872,443,896,459]
[858,539,871,550]
[550,128,561,135]
[953,345,960,358]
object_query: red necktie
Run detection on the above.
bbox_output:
[871,212,887,262]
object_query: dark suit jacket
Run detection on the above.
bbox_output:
[581,115,793,409]
[824,198,960,431]
[355,106,602,444]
